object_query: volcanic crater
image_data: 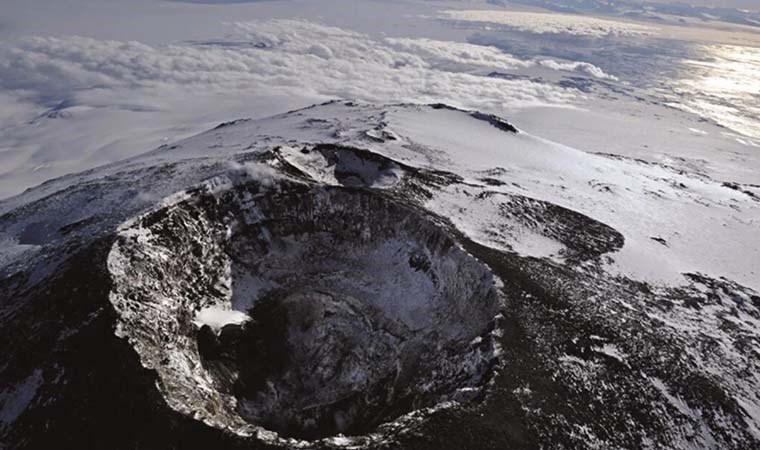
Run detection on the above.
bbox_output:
[108,180,505,442]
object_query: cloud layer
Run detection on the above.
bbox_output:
[0,20,577,110]
[0,19,610,198]
[443,9,655,37]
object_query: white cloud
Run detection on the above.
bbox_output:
[226,161,281,188]
[442,9,656,37]
[384,37,533,72]
[538,59,619,81]
[0,19,584,198]
[0,20,576,110]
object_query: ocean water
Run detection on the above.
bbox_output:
[460,18,760,144]
[673,44,760,142]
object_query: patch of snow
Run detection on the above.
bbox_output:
[650,376,696,419]
[193,306,250,332]
[380,105,760,291]
[736,397,760,440]
[599,343,626,363]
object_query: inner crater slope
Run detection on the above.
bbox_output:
[108,180,505,443]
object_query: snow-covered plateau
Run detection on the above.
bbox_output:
[1,101,759,449]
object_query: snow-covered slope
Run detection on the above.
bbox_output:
[1,101,759,449]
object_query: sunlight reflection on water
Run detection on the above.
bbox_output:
[673,44,760,141]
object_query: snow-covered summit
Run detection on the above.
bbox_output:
[1,101,759,449]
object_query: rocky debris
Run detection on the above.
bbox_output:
[427,103,519,133]
[469,112,519,134]
[491,192,624,262]
[722,182,760,202]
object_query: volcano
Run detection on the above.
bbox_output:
[1,101,759,449]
